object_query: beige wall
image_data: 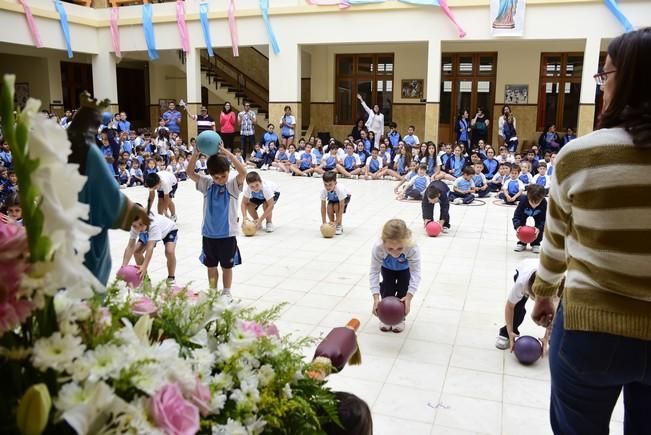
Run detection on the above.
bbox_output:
[213,47,269,90]
[0,54,54,105]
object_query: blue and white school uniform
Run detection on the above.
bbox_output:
[472,173,489,197]
[369,240,422,300]
[275,150,289,162]
[502,177,525,200]
[393,155,408,175]
[483,158,499,180]
[320,184,351,211]
[195,159,208,174]
[131,214,178,246]
[450,177,476,204]
[243,180,280,207]
[322,154,339,171]
[297,150,316,170]
[518,172,532,185]
[388,131,401,148]
[357,150,369,166]
[402,134,420,147]
[404,174,430,199]
[342,154,361,171]
[288,151,297,165]
[312,148,323,164]
[532,173,550,189]
[366,156,383,174]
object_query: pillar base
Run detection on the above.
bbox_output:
[424,103,439,143]
[577,104,596,137]
[268,102,302,140]
[184,103,200,143]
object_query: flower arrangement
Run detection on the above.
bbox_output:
[0,75,340,435]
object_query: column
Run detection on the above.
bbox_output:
[91,51,119,112]
[185,48,202,141]
[46,57,63,111]
[577,37,601,136]
[424,40,441,142]
[269,42,301,139]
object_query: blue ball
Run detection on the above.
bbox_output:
[101,111,113,126]
[196,131,222,156]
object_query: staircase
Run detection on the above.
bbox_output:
[176,50,269,128]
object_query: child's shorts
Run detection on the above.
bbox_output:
[138,229,178,246]
[328,195,351,213]
[157,183,178,199]
[200,236,242,269]
[250,192,280,208]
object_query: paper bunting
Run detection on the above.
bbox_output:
[259,0,280,55]
[54,0,73,58]
[109,7,121,57]
[176,0,189,53]
[142,3,159,60]
[228,0,240,57]
[18,0,42,48]
[199,2,214,57]
[603,0,634,32]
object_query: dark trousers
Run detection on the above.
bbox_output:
[499,192,520,204]
[262,152,275,166]
[404,186,423,200]
[380,267,410,299]
[449,191,475,204]
[476,187,490,198]
[421,180,451,228]
[550,305,651,435]
[220,132,236,150]
[499,295,528,338]
[517,227,544,247]
[240,134,255,155]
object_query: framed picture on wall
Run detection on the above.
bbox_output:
[505,84,528,104]
[401,79,424,99]
[15,83,30,109]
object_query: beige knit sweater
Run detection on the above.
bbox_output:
[532,127,651,340]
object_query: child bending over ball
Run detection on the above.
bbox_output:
[370,219,422,333]
[422,181,450,233]
[321,171,351,236]
[241,172,280,233]
[121,207,178,284]
[513,184,547,253]
[145,170,178,221]
[495,259,555,354]
[188,146,246,299]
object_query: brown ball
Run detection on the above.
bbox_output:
[242,220,257,237]
[320,223,336,238]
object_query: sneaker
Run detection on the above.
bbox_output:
[442,226,450,234]
[352,175,359,180]
[531,245,541,254]
[265,223,274,233]
[261,164,268,170]
[495,336,509,350]
[514,244,526,252]
[335,225,343,235]
[379,322,392,332]
[392,320,406,333]
[221,289,233,301]
[453,198,463,205]
[171,215,178,222]
[165,277,175,286]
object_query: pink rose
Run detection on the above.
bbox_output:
[0,297,33,335]
[170,286,199,302]
[264,324,280,338]
[132,296,157,316]
[150,384,199,435]
[240,320,279,338]
[0,223,28,262]
[189,379,212,417]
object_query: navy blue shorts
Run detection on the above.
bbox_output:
[250,192,280,208]
[157,183,178,199]
[200,236,241,269]
[328,195,351,213]
[138,229,178,245]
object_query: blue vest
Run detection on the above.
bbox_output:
[536,175,547,186]
[300,152,313,169]
[484,159,498,178]
[324,156,337,169]
[403,135,416,146]
[388,131,400,147]
[277,151,288,161]
[289,153,297,164]
[202,184,230,238]
[426,157,436,175]
[507,179,520,196]
[313,149,323,164]
[344,155,357,170]
[472,174,484,187]
[368,158,380,173]
[518,173,530,185]
[397,156,407,174]
[383,253,409,271]
[413,176,428,191]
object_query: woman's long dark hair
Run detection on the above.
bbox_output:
[222,101,232,114]
[599,27,651,147]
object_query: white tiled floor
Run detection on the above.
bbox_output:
[108,170,624,435]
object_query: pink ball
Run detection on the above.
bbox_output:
[117,265,143,287]
[425,221,442,237]
[517,226,537,244]
[377,296,405,326]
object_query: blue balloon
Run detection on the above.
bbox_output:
[196,131,222,156]
[101,112,113,126]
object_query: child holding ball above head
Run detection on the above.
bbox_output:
[321,171,351,236]
[512,184,547,253]
[145,170,178,220]
[370,219,422,333]
[121,206,178,284]
[187,146,246,298]
[241,172,280,233]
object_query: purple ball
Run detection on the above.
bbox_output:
[513,335,543,365]
[377,296,405,326]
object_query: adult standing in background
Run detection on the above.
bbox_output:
[531,28,651,435]
[187,105,216,135]
[470,107,489,147]
[162,101,182,135]
[219,101,237,151]
[498,105,518,153]
[238,101,257,155]
[456,109,471,147]
[357,93,384,148]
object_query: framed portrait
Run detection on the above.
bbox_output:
[15,83,30,109]
[504,84,529,104]
[401,79,424,99]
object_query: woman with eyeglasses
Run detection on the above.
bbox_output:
[219,101,237,151]
[530,28,651,435]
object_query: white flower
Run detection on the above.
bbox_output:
[212,418,248,435]
[60,381,117,435]
[283,383,293,399]
[245,417,267,435]
[211,373,234,391]
[32,332,85,372]
[95,397,164,435]
[55,382,89,412]
[191,348,216,378]
[73,345,124,383]
[130,362,167,396]
[210,392,228,413]
[257,365,275,387]
[133,315,153,346]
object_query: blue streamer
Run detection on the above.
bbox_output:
[259,0,280,55]
[54,0,73,58]
[199,3,214,57]
[603,0,634,32]
[142,3,159,60]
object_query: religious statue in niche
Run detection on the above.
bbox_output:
[492,0,518,29]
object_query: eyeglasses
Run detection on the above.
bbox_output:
[593,70,616,85]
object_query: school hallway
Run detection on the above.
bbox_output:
[109,170,625,435]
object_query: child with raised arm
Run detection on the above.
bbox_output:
[187,146,246,298]
[241,171,280,233]
[321,171,351,236]
[370,219,421,333]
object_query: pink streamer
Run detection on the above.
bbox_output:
[110,7,121,57]
[438,0,466,38]
[176,0,189,53]
[18,0,42,47]
[227,0,240,57]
